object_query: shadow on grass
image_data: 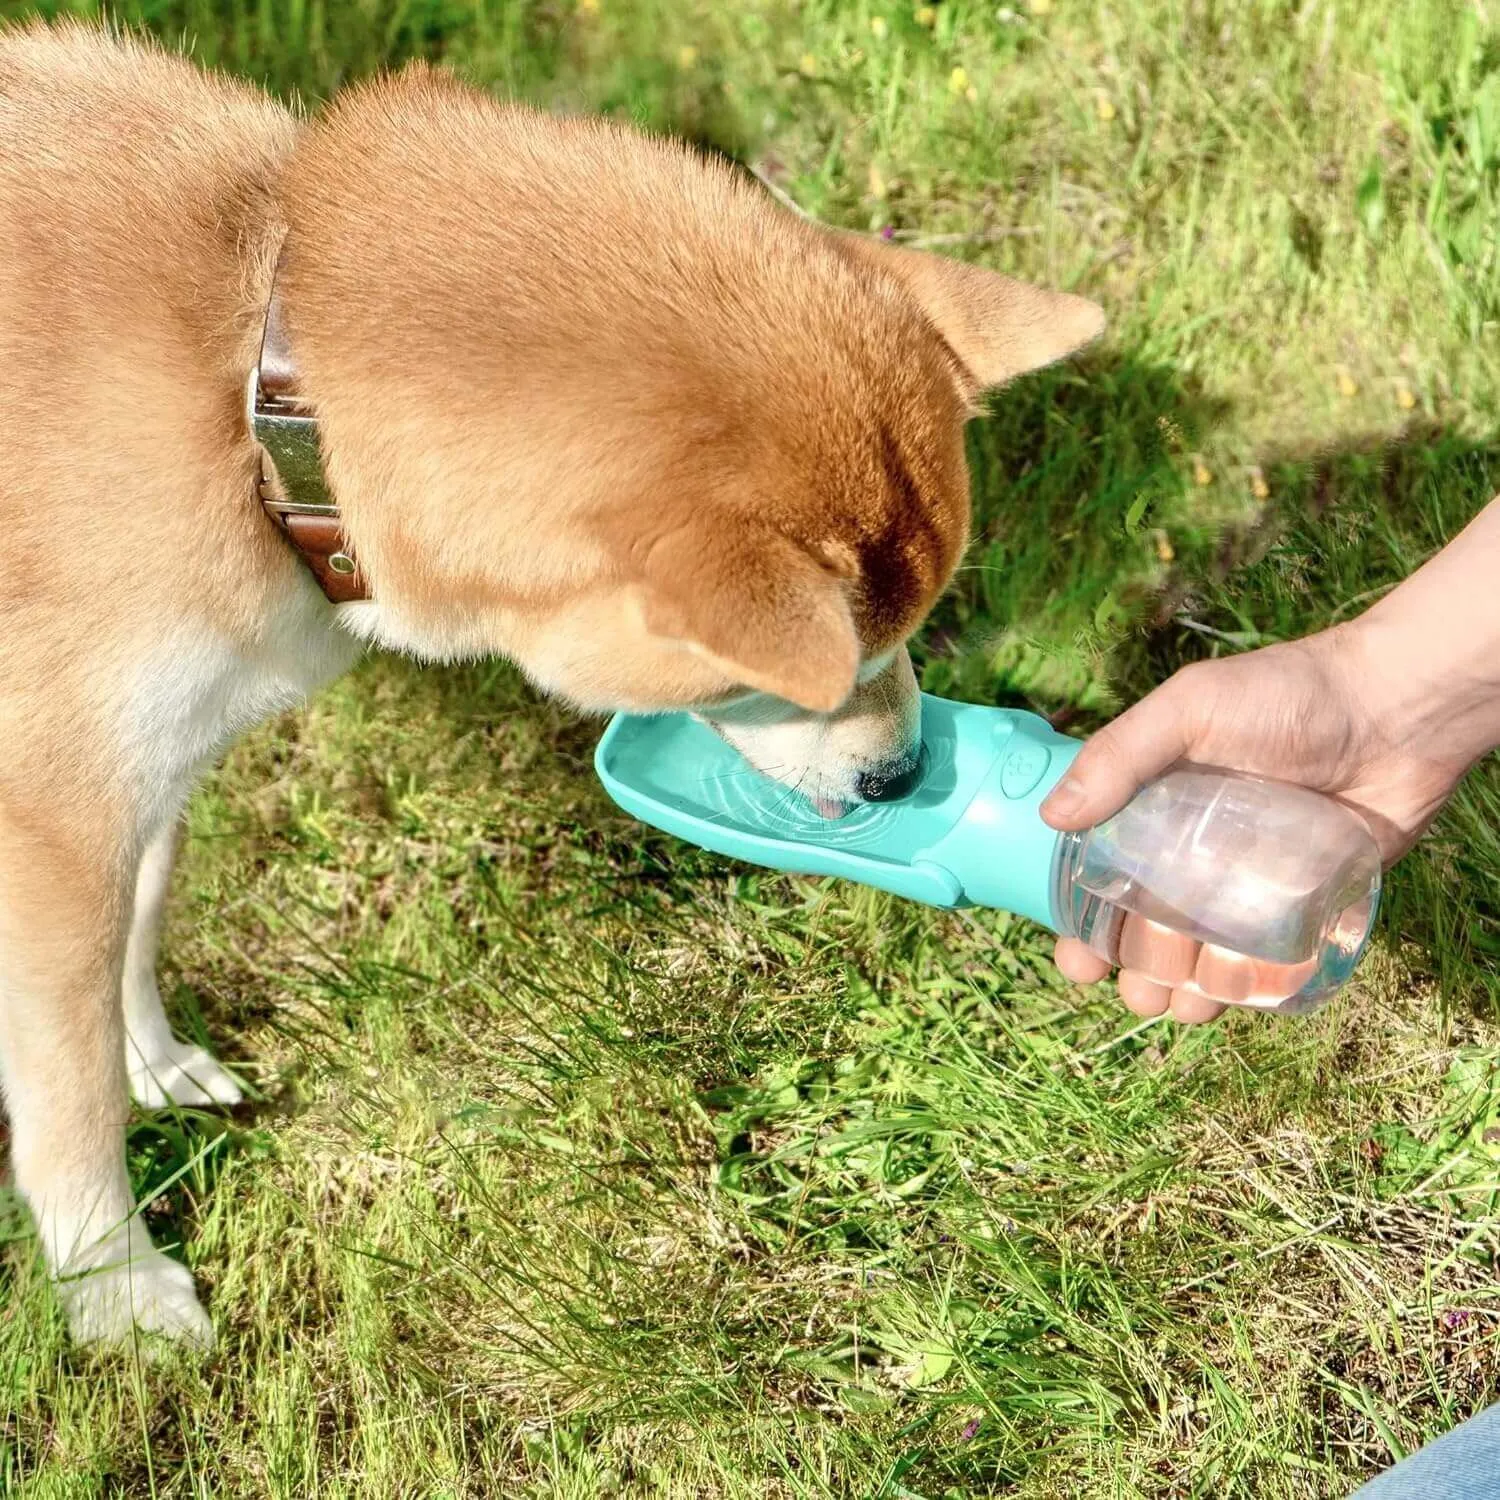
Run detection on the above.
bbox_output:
[917,347,1233,713]
[126,1110,243,1261]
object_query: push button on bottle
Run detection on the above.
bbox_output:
[999,742,1051,800]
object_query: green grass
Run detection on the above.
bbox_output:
[5,0,1500,1494]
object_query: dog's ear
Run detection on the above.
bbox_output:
[631,525,860,713]
[837,231,1105,399]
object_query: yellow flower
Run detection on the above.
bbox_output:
[915,5,937,27]
[1248,466,1269,501]
[1095,91,1116,122]
[676,44,698,69]
[1192,458,1213,487]
[578,0,599,12]
[868,163,888,199]
[870,15,889,39]
[1028,0,1052,13]
[1336,368,1358,398]
[1395,382,1416,410]
[799,52,819,76]
[949,66,969,94]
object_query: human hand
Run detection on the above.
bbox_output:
[1040,623,1473,1022]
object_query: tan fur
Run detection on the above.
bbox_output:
[0,21,1103,1345]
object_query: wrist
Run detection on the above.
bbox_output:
[1329,493,1500,775]
[1337,608,1500,774]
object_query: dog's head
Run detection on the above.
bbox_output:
[278,70,1103,813]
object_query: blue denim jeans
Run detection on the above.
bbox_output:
[1350,1401,1500,1497]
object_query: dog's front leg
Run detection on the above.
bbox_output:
[124,817,243,1109]
[0,821,213,1348]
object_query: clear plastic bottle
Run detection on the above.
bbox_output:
[1051,768,1382,1014]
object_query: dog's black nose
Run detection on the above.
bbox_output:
[855,758,921,803]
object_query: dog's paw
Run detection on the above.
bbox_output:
[57,1232,214,1352]
[127,1037,243,1109]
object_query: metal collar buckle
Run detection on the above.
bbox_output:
[248,258,368,601]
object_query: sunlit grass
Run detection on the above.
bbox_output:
[4,2,1500,1495]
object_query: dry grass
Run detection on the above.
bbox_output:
[5,1,1500,1495]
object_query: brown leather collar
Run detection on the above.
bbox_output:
[249,260,369,602]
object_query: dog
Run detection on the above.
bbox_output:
[0,21,1103,1348]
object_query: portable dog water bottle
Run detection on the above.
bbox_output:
[594,693,1381,1014]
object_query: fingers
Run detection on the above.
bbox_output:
[1119,969,1173,1017]
[1062,918,1219,1021]
[1118,919,1197,985]
[1122,926,1309,1008]
[1054,937,1112,984]
[1056,917,1302,1024]
[1040,675,1200,831]
[1167,986,1228,1024]
[1118,971,1227,1023]
[1194,944,1315,1005]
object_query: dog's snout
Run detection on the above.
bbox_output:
[855,757,922,804]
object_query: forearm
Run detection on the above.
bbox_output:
[1344,494,1500,770]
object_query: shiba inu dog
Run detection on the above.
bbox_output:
[0,21,1102,1347]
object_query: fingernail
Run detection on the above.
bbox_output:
[1043,777,1083,819]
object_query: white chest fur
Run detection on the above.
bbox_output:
[120,571,364,836]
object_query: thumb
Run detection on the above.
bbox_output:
[1041,684,1197,831]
